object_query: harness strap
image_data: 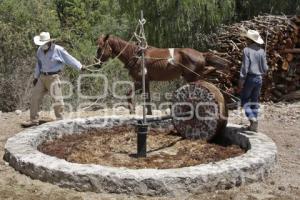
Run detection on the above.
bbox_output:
[168,48,175,65]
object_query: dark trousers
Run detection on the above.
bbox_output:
[241,75,262,120]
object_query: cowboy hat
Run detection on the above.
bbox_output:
[33,32,55,46]
[241,29,264,44]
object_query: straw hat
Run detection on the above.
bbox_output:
[241,29,264,44]
[33,32,55,46]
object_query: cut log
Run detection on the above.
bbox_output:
[272,89,283,98]
[203,66,216,75]
[282,48,300,54]
[286,53,294,62]
[280,90,300,101]
[282,60,289,71]
[275,84,288,94]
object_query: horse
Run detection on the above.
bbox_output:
[96,34,230,115]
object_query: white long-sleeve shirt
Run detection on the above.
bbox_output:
[34,44,82,78]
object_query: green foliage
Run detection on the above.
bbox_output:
[0,0,61,111]
[54,0,131,62]
[0,0,300,111]
[119,0,300,50]
[119,0,235,50]
[0,0,60,74]
[235,0,300,20]
[52,0,132,109]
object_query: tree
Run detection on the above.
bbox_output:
[119,0,235,50]
[0,0,60,111]
[235,0,300,20]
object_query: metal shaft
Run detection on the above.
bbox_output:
[139,111,193,123]
[136,123,148,157]
[136,10,148,158]
[141,10,146,124]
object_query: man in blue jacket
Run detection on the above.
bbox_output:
[238,30,268,132]
[22,32,84,127]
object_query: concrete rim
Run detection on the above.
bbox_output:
[3,116,277,196]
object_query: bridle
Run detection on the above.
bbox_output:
[90,35,137,69]
[96,39,111,65]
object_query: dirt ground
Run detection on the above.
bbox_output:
[0,102,299,200]
[38,125,244,169]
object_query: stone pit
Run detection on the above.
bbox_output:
[3,115,277,196]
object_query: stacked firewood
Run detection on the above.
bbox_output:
[206,15,300,102]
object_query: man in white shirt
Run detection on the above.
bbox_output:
[22,32,84,127]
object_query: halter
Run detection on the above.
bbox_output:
[96,39,111,65]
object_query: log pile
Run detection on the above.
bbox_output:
[206,15,300,103]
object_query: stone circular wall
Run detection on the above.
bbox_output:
[3,116,277,196]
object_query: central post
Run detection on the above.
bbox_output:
[136,10,148,157]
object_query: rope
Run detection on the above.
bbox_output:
[134,55,241,102]
[82,20,240,110]
[81,23,141,110]
[135,18,148,49]
[81,97,103,111]
[175,62,240,102]
[83,23,140,72]
[83,35,135,73]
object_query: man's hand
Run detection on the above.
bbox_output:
[33,78,38,86]
[81,65,87,71]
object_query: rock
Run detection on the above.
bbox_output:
[152,109,162,116]
[115,106,127,111]
[163,108,171,115]
[250,194,276,200]
[114,106,130,115]
[278,186,285,191]
[15,110,22,115]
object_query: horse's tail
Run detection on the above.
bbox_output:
[205,53,231,70]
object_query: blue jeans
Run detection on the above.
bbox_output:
[241,75,262,120]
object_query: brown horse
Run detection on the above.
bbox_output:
[96,34,230,115]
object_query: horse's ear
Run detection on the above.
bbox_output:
[104,34,110,41]
[97,34,104,44]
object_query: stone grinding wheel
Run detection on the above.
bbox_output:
[172,80,228,140]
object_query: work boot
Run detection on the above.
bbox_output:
[21,120,39,128]
[39,117,55,124]
[248,120,258,132]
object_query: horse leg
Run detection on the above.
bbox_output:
[182,72,199,82]
[126,88,135,114]
[126,81,142,114]
[145,80,152,115]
